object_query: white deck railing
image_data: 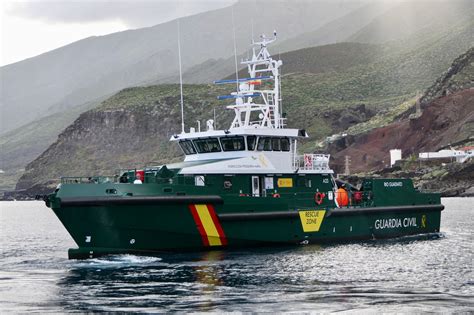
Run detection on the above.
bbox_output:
[293,154,331,171]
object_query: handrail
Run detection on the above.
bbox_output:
[61,176,116,184]
[293,153,331,171]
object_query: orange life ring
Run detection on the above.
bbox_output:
[273,193,281,198]
[314,192,325,205]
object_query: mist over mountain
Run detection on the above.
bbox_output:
[0,0,366,134]
[348,0,473,43]
[158,0,474,85]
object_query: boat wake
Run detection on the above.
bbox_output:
[372,232,445,244]
[73,254,163,268]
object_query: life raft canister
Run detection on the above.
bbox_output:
[314,191,326,205]
[336,188,349,207]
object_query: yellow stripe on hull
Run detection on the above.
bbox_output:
[195,204,222,246]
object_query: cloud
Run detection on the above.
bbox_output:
[6,0,236,28]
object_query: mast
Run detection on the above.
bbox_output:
[177,18,185,134]
[231,7,239,92]
[214,31,284,130]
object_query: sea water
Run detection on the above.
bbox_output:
[0,198,472,312]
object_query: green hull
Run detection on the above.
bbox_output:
[46,176,443,259]
[43,35,443,259]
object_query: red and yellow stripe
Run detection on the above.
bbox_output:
[189,204,227,246]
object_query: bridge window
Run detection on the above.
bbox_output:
[272,138,281,151]
[247,136,256,150]
[257,137,272,151]
[281,138,290,151]
[193,138,221,153]
[256,137,290,152]
[220,136,245,151]
[179,140,196,155]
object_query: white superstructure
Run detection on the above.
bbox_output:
[170,33,332,174]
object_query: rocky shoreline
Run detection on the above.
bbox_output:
[341,160,474,198]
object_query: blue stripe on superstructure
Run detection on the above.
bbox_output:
[213,76,272,85]
[217,93,261,100]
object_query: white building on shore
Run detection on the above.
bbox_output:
[419,147,473,163]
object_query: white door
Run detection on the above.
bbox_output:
[252,176,260,197]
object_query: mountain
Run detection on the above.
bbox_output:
[329,47,474,173]
[0,0,366,134]
[14,35,474,195]
[3,0,474,194]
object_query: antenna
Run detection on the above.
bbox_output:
[177,18,185,134]
[251,0,256,43]
[251,11,254,44]
[231,6,239,92]
[251,21,254,44]
[213,107,217,129]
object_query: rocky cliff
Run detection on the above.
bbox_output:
[419,47,474,106]
[330,89,473,172]
[329,47,474,175]
[14,85,229,195]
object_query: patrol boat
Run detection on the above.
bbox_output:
[44,33,444,259]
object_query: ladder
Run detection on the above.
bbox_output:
[267,92,275,124]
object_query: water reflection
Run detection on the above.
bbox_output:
[193,251,225,310]
[55,237,463,312]
[55,251,230,312]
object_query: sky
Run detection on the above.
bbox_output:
[0,0,236,66]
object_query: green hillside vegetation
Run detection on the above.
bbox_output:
[345,97,417,137]
[284,18,472,123]
[420,46,474,105]
[96,84,234,133]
